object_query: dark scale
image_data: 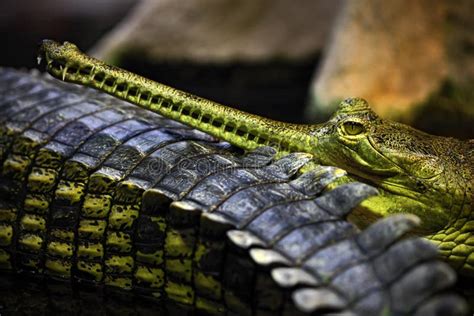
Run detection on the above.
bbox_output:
[1,94,117,273]
[2,87,66,123]
[24,104,127,274]
[0,68,468,316]
[0,71,27,94]
[0,82,45,115]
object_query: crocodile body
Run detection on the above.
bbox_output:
[0,68,468,315]
[37,40,474,276]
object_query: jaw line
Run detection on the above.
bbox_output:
[367,136,441,181]
[331,140,426,201]
[339,141,399,178]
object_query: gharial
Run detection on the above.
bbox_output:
[37,40,474,275]
[0,40,471,315]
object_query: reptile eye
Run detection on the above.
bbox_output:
[341,121,365,136]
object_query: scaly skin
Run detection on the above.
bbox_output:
[0,67,469,315]
[38,40,474,274]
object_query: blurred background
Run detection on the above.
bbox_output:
[1,0,472,138]
[0,0,136,68]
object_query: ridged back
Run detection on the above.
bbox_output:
[0,68,468,316]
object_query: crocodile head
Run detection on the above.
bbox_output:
[310,98,470,234]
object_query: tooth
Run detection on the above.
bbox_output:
[37,56,42,65]
[61,65,67,80]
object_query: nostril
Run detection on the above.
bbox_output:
[38,39,55,52]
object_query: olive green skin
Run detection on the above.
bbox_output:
[310,99,474,273]
[38,40,474,275]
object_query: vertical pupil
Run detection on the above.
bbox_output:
[344,122,363,135]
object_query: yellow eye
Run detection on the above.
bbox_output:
[341,121,365,136]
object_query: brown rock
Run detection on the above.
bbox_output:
[90,0,343,63]
[307,0,474,135]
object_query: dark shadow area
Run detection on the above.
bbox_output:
[412,81,474,139]
[0,273,195,315]
[0,0,136,69]
[119,52,320,124]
